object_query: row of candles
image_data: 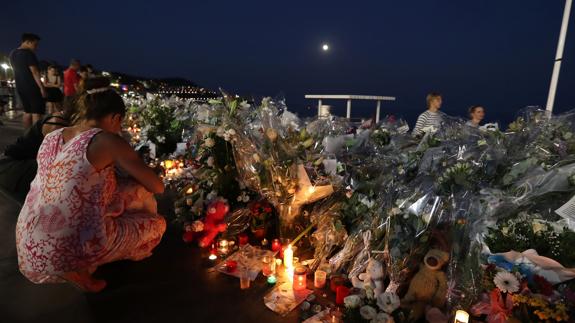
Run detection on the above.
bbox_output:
[209,235,471,322]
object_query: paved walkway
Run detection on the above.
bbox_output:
[0,113,302,323]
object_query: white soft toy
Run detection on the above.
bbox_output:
[351,258,385,295]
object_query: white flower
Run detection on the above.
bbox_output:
[371,312,394,323]
[360,306,378,320]
[156,135,165,143]
[204,138,215,148]
[206,156,215,167]
[376,292,400,313]
[227,128,236,136]
[242,194,250,203]
[343,295,362,309]
[493,271,520,293]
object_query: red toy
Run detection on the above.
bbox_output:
[198,200,229,248]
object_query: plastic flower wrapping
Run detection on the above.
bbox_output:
[122,91,575,321]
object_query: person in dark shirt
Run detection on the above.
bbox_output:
[9,33,46,129]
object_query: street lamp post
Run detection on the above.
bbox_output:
[546,0,573,113]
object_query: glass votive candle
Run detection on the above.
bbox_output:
[271,238,281,253]
[293,266,307,291]
[454,310,470,323]
[330,275,345,292]
[261,256,275,277]
[240,270,251,290]
[314,270,327,289]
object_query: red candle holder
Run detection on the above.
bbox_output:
[271,238,281,253]
[330,275,345,292]
[293,266,307,291]
[238,233,249,246]
[335,286,350,305]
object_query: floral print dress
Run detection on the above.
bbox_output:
[16,128,166,284]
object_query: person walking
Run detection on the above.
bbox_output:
[9,33,45,129]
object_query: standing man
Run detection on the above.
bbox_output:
[63,59,81,97]
[412,92,444,138]
[9,33,45,129]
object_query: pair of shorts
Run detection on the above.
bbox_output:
[45,88,63,103]
[17,90,45,114]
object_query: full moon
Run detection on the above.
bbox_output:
[322,44,329,51]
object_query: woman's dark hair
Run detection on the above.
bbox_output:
[78,66,89,73]
[468,105,484,117]
[21,33,41,42]
[75,77,125,122]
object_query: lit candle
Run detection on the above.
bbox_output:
[454,310,469,323]
[284,244,294,269]
[164,159,174,169]
[271,239,281,253]
[186,187,194,194]
[293,266,307,290]
[314,270,327,289]
[208,244,217,261]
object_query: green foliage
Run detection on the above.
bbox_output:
[141,98,184,157]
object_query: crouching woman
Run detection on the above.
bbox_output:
[16,83,166,292]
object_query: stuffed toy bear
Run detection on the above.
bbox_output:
[351,258,385,296]
[401,249,450,321]
[198,200,229,248]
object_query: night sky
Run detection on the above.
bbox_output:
[1,0,574,126]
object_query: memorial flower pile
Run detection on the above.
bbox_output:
[124,91,575,322]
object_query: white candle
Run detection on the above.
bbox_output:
[454,310,469,323]
[284,244,293,269]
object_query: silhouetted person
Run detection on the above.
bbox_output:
[9,33,45,129]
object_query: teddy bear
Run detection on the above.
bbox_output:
[350,258,385,296]
[198,200,229,248]
[401,249,450,321]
